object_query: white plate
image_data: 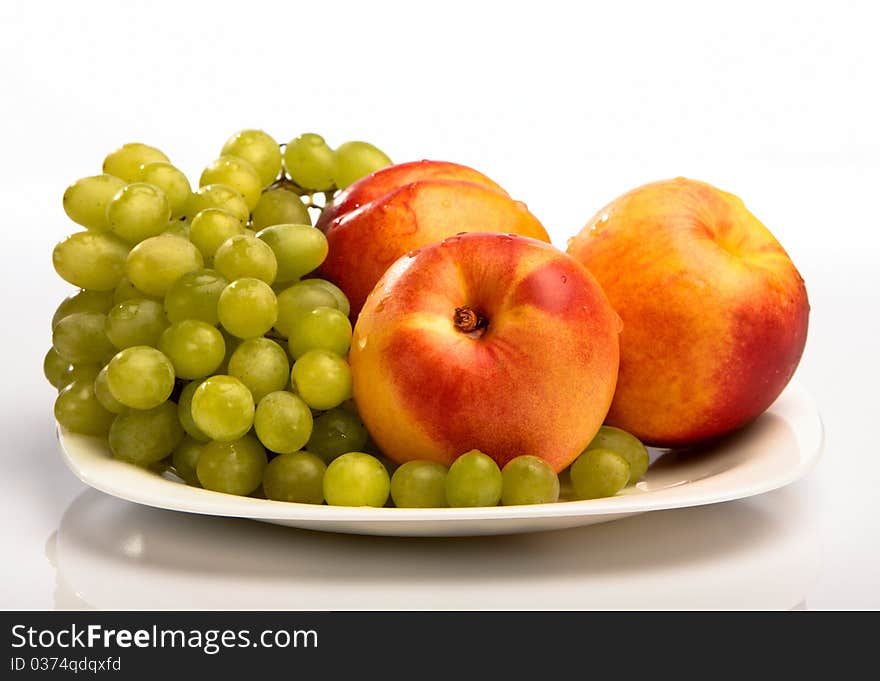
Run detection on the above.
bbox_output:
[57,381,823,537]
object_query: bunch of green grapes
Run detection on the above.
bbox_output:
[48,131,394,504]
[48,130,651,508]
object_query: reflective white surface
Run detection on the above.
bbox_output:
[48,484,820,610]
[2,1,879,609]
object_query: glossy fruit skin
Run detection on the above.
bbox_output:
[262,451,326,504]
[318,164,549,318]
[350,232,620,473]
[190,375,255,442]
[445,450,502,507]
[196,434,267,496]
[390,460,448,508]
[500,455,560,506]
[54,379,115,436]
[323,452,390,507]
[567,177,809,447]
[316,159,506,232]
[583,425,649,484]
[108,401,183,466]
[570,448,630,500]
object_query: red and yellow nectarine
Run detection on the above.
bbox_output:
[567,177,809,447]
[318,161,549,318]
[350,232,621,472]
[315,159,507,232]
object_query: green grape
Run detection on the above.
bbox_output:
[274,280,340,338]
[125,234,204,297]
[445,450,503,507]
[177,380,210,442]
[251,188,311,231]
[323,452,390,507]
[255,224,327,283]
[137,162,191,218]
[217,278,277,339]
[500,455,560,506]
[54,380,115,436]
[58,363,101,391]
[199,156,262,211]
[332,141,392,189]
[112,276,155,305]
[52,289,114,328]
[189,208,245,260]
[283,133,335,191]
[43,348,70,389]
[106,182,171,244]
[390,461,448,508]
[227,337,289,402]
[288,306,351,359]
[52,312,115,364]
[62,174,126,231]
[158,320,225,379]
[109,401,183,466]
[191,375,254,441]
[263,451,325,504]
[253,391,313,453]
[187,184,250,224]
[291,350,352,410]
[164,218,190,238]
[163,268,228,325]
[104,299,168,349]
[103,143,169,183]
[306,278,350,317]
[53,232,129,291]
[93,365,125,413]
[213,234,277,284]
[584,426,650,484]
[196,434,267,495]
[221,129,282,188]
[570,448,631,500]
[106,345,175,410]
[172,436,203,486]
[306,407,368,463]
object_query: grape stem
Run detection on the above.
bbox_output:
[453,306,488,336]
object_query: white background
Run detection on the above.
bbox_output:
[1,0,878,608]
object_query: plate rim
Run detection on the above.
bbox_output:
[57,380,823,524]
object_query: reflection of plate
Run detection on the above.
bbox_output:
[57,381,823,537]
[50,483,821,609]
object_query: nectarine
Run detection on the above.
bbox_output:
[318,161,549,318]
[350,232,620,472]
[567,177,809,447]
[316,159,507,232]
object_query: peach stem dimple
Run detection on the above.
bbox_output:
[453,306,489,336]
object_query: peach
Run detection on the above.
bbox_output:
[567,177,809,447]
[315,159,507,232]
[317,161,549,318]
[350,232,620,472]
